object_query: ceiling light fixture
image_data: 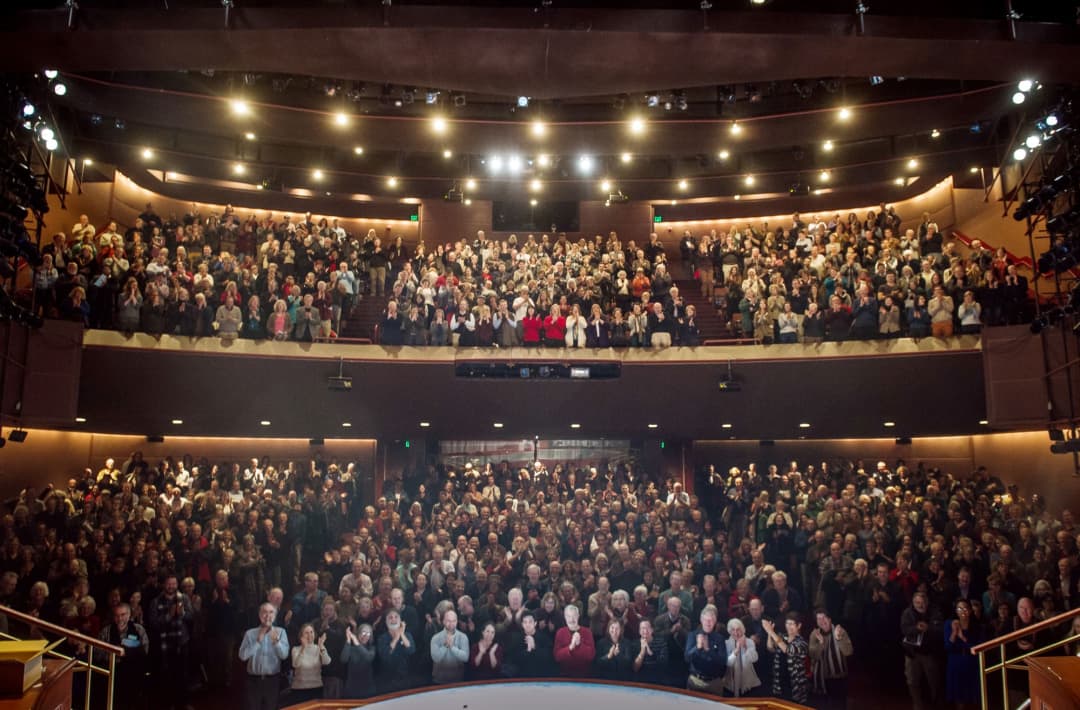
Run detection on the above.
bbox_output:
[465,178,477,190]
[342,422,352,428]
[894,177,906,185]
[677,179,689,191]
[1018,79,1034,93]
[507,155,524,174]
[570,423,581,429]
[333,112,349,126]
[230,99,251,116]
[488,155,504,174]
[43,69,58,80]
[141,148,154,159]
[260,420,271,426]
[718,149,730,160]
[730,121,742,136]
[930,129,941,138]
[387,176,399,188]
[74,417,86,423]
[53,83,67,96]
[1012,92,1026,105]
[443,149,453,159]
[907,158,919,169]
[244,132,256,141]
[629,116,646,135]
[822,140,834,152]
[621,152,632,163]
[577,155,594,174]
[799,422,811,428]
[232,163,246,175]
[837,107,852,120]
[537,154,551,168]
[600,179,612,192]
[171,419,184,425]
[744,175,755,186]
[530,178,542,192]
[431,116,448,134]
[531,120,547,137]
[493,422,504,429]
[647,423,659,429]
[883,421,895,427]
[420,421,431,427]
[353,146,364,155]
[529,198,538,206]
[312,169,324,180]
[1025,134,1041,149]
[819,170,831,182]
[1013,147,1027,161]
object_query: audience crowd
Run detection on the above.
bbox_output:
[1,450,1077,710]
[26,202,1032,348]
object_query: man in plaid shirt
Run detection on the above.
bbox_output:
[150,575,194,710]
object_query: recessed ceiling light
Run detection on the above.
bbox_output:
[530,178,543,192]
[537,154,551,168]
[260,420,271,426]
[577,155,594,174]
[230,99,251,116]
[1018,79,1034,93]
[431,116,448,133]
[531,119,547,137]
[733,194,741,200]
[721,423,732,429]
[647,423,659,429]
[730,121,742,135]
[43,69,58,80]
[342,422,352,428]
[930,129,941,138]
[312,169,324,181]
[83,158,92,165]
[333,112,349,126]
[819,170,831,182]
[570,423,581,429]
[171,419,184,425]
[493,422,504,428]
[600,179,612,192]
[244,132,256,141]
[465,178,477,190]
[1013,147,1028,162]
[621,152,633,163]
[443,149,453,159]
[419,421,431,428]
[883,421,895,427]
[1012,92,1027,105]
[907,158,919,169]
[74,417,86,423]
[822,140,834,152]
[141,148,154,159]
[529,198,538,206]
[507,155,524,173]
[464,198,472,206]
[838,107,852,120]
[628,116,646,135]
[387,176,398,188]
[979,419,989,425]
[799,422,811,428]
[718,149,730,160]
[744,175,755,186]
[677,179,689,191]
[894,177,906,186]
[232,163,246,175]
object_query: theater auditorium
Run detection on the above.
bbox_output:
[0,2,1078,710]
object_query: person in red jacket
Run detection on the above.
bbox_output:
[553,603,595,677]
[521,305,543,347]
[542,304,567,348]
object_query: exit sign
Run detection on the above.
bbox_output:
[410,214,419,222]
[654,215,663,223]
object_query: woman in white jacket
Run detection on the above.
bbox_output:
[723,617,761,698]
[564,303,588,348]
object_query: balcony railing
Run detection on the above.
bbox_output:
[971,605,1080,710]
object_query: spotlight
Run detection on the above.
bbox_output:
[530,178,542,192]
[577,155,594,174]
[387,177,398,188]
[838,107,852,120]
[1013,92,1027,105]
[488,156,504,174]
[744,175,755,186]
[620,152,632,163]
[730,122,742,135]
[244,131,256,140]
[20,102,35,117]
[1018,79,1034,93]
[232,163,246,175]
[465,178,477,190]
[53,83,67,96]
[718,149,730,160]
[628,116,646,135]
[113,118,125,130]
[45,138,58,152]
[431,116,448,133]
[1025,134,1041,149]
[907,158,919,169]
[312,169,324,180]
[869,76,885,86]
[353,146,364,155]
[333,112,349,126]
[230,99,251,116]
[529,198,538,206]
[442,149,453,159]
[600,179,612,192]
[822,140,834,152]
[506,155,523,174]
[44,69,58,79]
[1013,147,1028,161]
[537,154,551,168]
[930,129,941,138]
[531,120,547,137]
[1046,113,1060,128]
[141,148,154,159]
[517,96,530,108]
[894,177,905,186]
[678,179,688,191]
[83,158,92,165]
[819,170,831,182]
[38,126,54,142]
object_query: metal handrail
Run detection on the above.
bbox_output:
[0,603,121,709]
[972,606,1080,710]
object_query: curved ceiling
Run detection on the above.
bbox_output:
[11,0,1076,201]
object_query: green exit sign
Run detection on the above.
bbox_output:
[654,215,663,223]
[410,214,419,222]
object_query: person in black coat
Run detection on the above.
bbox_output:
[380,302,405,345]
[506,612,554,677]
[585,307,610,348]
[595,618,634,680]
[678,305,701,346]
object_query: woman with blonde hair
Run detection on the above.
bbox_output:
[564,303,588,348]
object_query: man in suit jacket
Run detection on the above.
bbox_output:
[291,293,322,341]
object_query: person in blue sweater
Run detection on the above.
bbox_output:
[684,604,728,695]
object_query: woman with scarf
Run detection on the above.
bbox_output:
[809,609,853,710]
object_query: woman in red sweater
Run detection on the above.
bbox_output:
[553,604,595,677]
[542,304,566,347]
[521,305,543,347]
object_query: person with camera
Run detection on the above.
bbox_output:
[149,575,194,710]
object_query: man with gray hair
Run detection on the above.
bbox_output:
[238,602,290,710]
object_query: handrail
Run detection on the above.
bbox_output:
[0,604,124,656]
[971,606,1080,654]
[313,336,374,344]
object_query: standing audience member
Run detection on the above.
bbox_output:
[238,603,290,710]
